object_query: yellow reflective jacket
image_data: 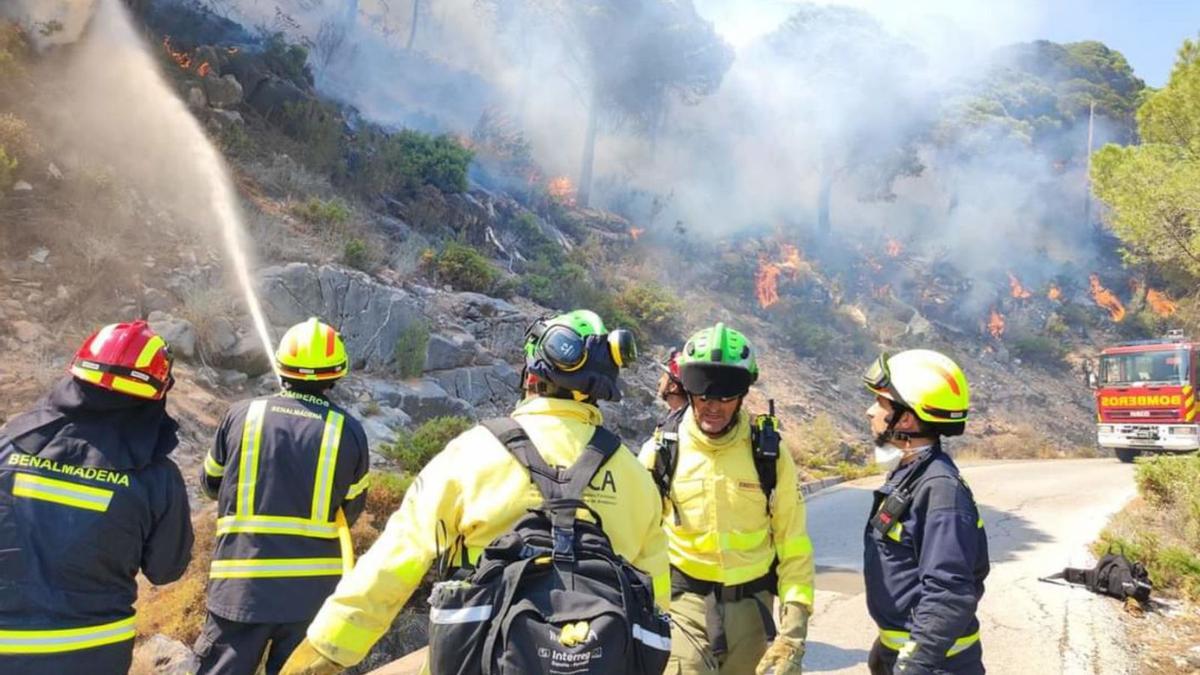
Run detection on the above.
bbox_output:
[306,397,671,667]
[638,408,814,608]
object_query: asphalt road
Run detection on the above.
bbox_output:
[804,458,1138,675]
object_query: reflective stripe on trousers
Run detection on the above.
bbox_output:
[0,616,136,654]
[878,628,980,657]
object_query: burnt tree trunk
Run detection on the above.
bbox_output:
[816,170,833,236]
[577,87,599,208]
[405,0,420,50]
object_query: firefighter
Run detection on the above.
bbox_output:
[0,320,193,675]
[656,348,688,413]
[280,309,670,675]
[639,323,814,675]
[196,318,370,675]
[861,349,989,675]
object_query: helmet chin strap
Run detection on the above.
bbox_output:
[875,406,914,446]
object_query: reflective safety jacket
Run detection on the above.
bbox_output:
[304,397,670,668]
[863,448,989,669]
[203,389,370,624]
[638,408,814,608]
[0,377,193,663]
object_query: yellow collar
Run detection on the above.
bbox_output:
[512,396,604,426]
[683,407,749,451]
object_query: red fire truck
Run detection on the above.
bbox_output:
[1095,330,1200,462]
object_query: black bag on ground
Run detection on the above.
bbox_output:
[1043,550,1152,603]
[427,418,672,675]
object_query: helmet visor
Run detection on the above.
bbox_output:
[863,352,907,406]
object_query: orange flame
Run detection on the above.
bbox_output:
[779,244,804,279]
[1047,284,1062,301]
[162,36,193,70]
[547,176,576,206]
[755,258,782,309]
[629,227,644,241]
[886,238,902,258]
[988,308,1006,338]
[1008,272,1032,300]
[1089,274,1126,322]
[197,61,212,78]
[1146,288,1179,317]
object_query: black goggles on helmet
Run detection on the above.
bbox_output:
[863,352,906,405]
[527,320,638,372]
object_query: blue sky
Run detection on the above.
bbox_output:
[694,0,1200,87]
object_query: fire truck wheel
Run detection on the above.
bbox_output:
[1115,448,1140,464]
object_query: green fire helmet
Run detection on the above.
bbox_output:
[677,322,759,398]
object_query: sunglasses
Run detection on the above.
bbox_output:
[693,393,741,403]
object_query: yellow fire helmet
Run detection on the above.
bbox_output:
[275,317,349,382]
[863,349,969,432]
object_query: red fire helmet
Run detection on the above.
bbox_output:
[70,320,174,400]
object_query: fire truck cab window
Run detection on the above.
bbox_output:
[1101,349,1188,385]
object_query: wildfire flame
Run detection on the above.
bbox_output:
[197,62,212,78]
[886,238,902,258]
[1008,272,1032,300]
[629,227,644,241]
[988,308,1005,338]
[547,176,576,206]
[1146,288,1179,317]
[1047,284,1062,301]
[779,244,804,279]
[756,257,782,309]
[162,36,193,70]
[1088,274,1126,322]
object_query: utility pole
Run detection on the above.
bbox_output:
[1085,100,1096,232]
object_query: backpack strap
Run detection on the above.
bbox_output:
[651,407,685,524]
[481,417,564,500]
[481,417,621,563]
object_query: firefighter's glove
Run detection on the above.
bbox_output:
[755,602,810,675]
[280,639,345,675]
[894,657,935,675]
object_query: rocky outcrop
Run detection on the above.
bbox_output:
[366,378,472,424]
[429,363,520,413]
[258,263,423,373]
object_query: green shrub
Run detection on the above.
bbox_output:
[394,320,430,378]
[292,196,351,228]
[613,282,681,342]
[350,470,414,555]
[1096,455,1200,600]
[782,319,836,357]
[281,99,342,173]
[436,241,498,293]
[510,212,562,263]
[0,146,15,194]
[790,413,846,469]
[1008,332,1067,368]
[263,32,311,87]
[1135,455,1200,508]
[354,130,473,196]
[343,238,371,271]
[518,260,588,309]
[380,416,474,473]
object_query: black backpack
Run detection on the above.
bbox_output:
[426,418,672,675]
[649,403,781,522]
[1042,550,1153,603]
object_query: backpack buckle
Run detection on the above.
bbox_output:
[552,525,575,563]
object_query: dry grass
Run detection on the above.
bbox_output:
[957,423,1100,460]
[136,515,215,646]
